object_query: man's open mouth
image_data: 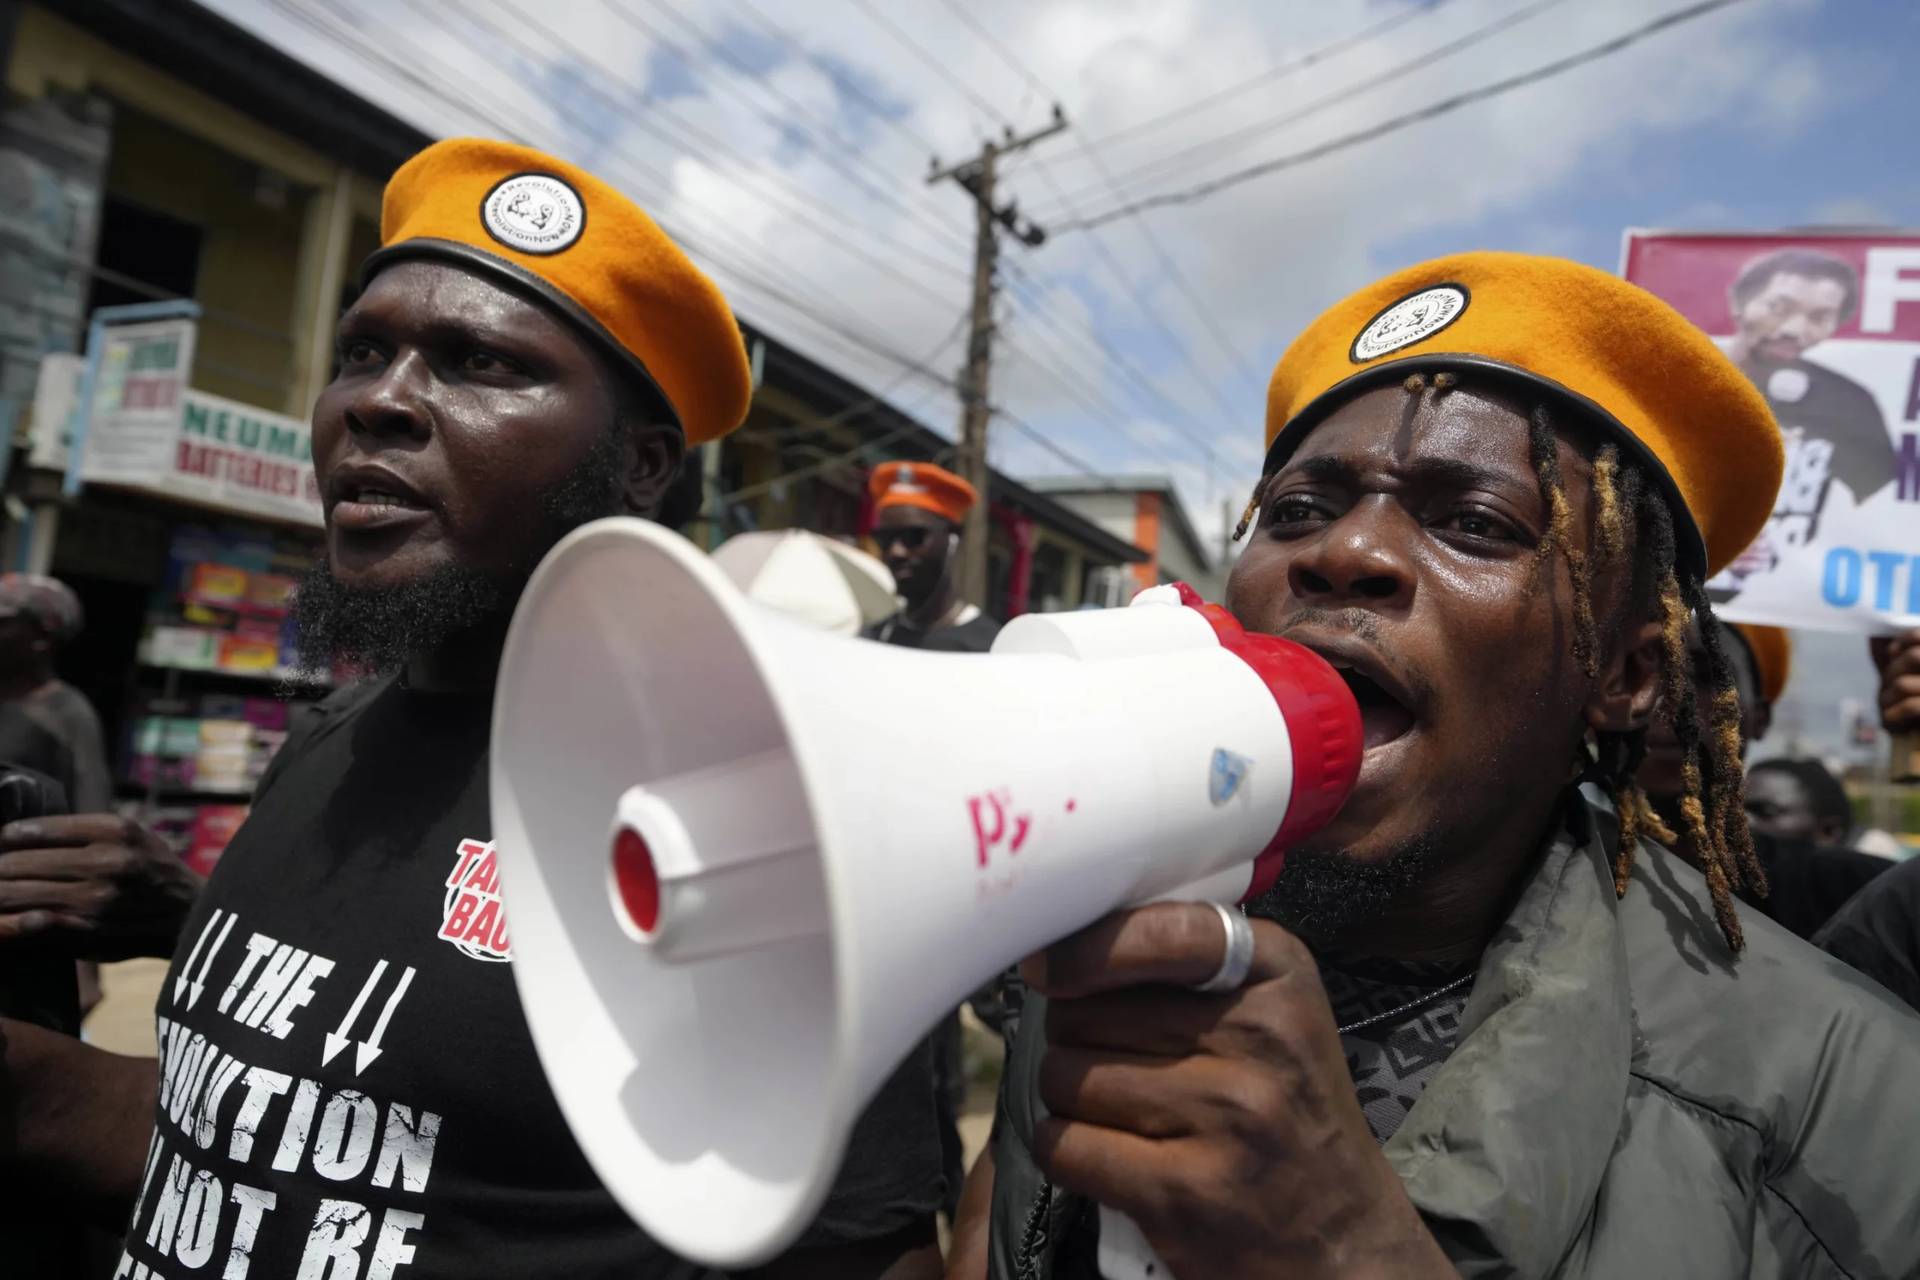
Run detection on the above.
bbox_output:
[328,465,434,531]
[1285,631,1420,752]
[1331,664,1418,751]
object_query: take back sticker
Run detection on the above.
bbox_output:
[440,838,512,961]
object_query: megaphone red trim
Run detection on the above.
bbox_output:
[1167,583,1364,901]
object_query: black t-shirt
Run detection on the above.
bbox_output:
[1743,356,1895,540]
[866,611,1002,654]
[1814,856,1920,1013]
[116,678,944,1279]
[1740,830,1891,941]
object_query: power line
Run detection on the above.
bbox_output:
[267,0,966,415]
[1036,0,1575,215]
[1058,0,1750,233]
[1081,2,1455,154]
[837,0,1258,480]
[717,315,968,503]
[844,0,1009,129]
[717,0,1166,427]
[726,0,942,158]
[609,0,971,250]
[275,0,1231,495]
[443,0,971,295]
[927,0,1260,407]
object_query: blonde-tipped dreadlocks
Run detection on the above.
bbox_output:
[1233,377,1761,953]
[1526,403,1762,953]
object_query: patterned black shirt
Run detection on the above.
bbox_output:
[1320,959,1476,1144]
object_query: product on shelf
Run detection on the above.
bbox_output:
[185,805,249,877]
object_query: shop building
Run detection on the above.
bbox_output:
[1025,474,1225,603]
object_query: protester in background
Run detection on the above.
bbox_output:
[1638,618,1886,937]
[863,459,1002,1223]
[0,574,111,812]
[1813,629,1920,1010]
[953,253,1920,1280]
[1745,757,1853,845]
[866,461,1000,653]
[0,139,945,1280]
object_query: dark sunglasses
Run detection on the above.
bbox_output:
[871,527,934,552]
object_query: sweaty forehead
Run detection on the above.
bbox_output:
[1281,382,1553,489]
[350,259,581,347]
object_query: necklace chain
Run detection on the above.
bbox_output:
[1334,972,1474,1036]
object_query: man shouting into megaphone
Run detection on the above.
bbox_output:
[953,255,1920,1279]
[0,140,946,1279]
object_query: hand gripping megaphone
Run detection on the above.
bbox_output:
[490,517,1362,1273]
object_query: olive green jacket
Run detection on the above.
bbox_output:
[987,788,1920,1278]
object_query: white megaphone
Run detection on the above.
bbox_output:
[490,517,1362,1275]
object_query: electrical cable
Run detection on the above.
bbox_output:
[1034,0,1576,215]
[1054,0,1747,232]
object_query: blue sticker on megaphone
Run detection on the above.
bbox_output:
[1209,748,1251,806]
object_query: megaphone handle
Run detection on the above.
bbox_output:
[1097,1204,1174,1279]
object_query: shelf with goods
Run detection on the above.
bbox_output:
[114,524,338,877]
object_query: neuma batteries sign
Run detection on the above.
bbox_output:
[32,347,322,528]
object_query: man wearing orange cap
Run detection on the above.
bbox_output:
[866,461,1000,653]
[861,458,1002,1225]
[951,253,1920,1279]
[0,140,943,1279]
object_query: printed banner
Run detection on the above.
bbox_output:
[79,316,197,485]
[31,351,322,528]
[1622,231,1920,634]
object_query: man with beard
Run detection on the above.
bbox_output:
[1714,249,1897,597]
[865,462,1000,654]
[949,253,1920,1279]
[0,140,944,1279]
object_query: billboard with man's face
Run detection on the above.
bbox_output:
[1624,231,1920,635]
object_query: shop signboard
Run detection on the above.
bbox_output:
[31,349,321,528]
[73,314,197,485]
[1622,230,1920,634]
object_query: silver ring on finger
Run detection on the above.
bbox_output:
[1192,902,1255,993]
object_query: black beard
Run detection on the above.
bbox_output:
[1243,838,1439,948]
[291,429,629,676]
[289,558,507,677]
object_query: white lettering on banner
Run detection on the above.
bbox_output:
[227,1067,293,1163]
[273,1079,322,1173]
[298,1200,372,1280]
[312,1091,379,1182]
[226,1184,279,1279]
[129,911,445,1277]
[176,910,234,1009]
[1862,248,1920,334]
[219,933,278,1015]
[371,1107,442,1193]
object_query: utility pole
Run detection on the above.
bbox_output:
[928,105,1068,606]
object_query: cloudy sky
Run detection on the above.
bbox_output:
[209,0,1916,763]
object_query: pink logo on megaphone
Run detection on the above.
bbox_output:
[967,788,1033,868]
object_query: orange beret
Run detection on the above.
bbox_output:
[870,461,975,524]
[1263,252,1783,580]
[364,138,751,446]
[1731,623,1791,705]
